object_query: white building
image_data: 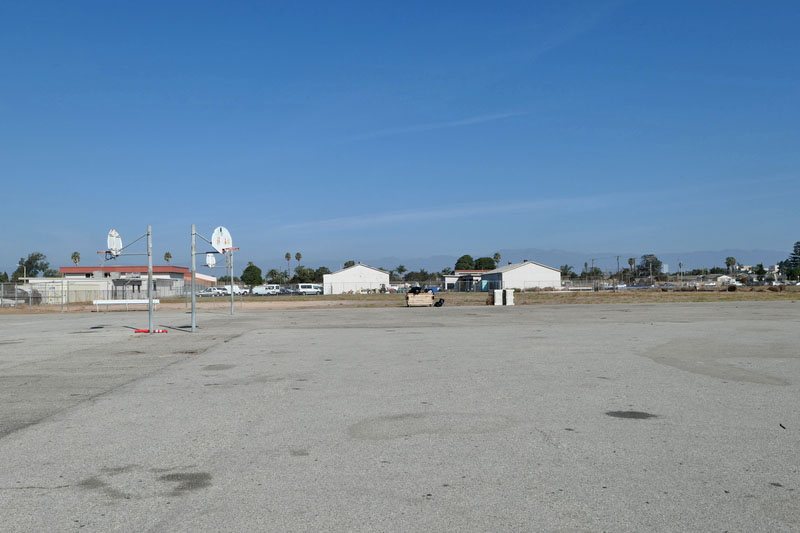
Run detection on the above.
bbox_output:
[443,269,491,292]
[323,264,390,295]
[481,260,561,290]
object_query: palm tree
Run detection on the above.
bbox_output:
[164,252,172,264]
[628,257,636,282]
[725,256,737,274]
[266,269,280,283]
[285,252,291,278]
[71,251,80,266]
[493,252,501,266]
[396,265,407,280]
[559,264,574,277]
[295,252,302,271]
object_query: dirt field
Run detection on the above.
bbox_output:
[1,287,798,314]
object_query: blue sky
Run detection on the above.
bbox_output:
[2,1,799,275]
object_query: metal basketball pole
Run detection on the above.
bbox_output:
[229,249,235,315]
[191,224,197,332]
[147,224,154,334]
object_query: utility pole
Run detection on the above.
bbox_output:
[616,256,620,290]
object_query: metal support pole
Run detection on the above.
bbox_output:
[191,224,197,332]
[229,249,234,315]
[147,224,154,333]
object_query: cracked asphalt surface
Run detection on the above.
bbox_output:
[1,302,798,531]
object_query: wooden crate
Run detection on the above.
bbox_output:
[406,292,435,307]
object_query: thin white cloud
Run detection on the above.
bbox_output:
[278,193,627,233]
[346,111,526,142]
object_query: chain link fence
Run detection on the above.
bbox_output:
[0,281,190,310]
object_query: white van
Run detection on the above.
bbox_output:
[252,284,280,296]
[221,285,245,295]
[295,283,323,295]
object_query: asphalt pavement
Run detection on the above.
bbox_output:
[0,301,798,531]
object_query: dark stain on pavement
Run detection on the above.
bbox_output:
[202,364,235,371]
[606,410,658,419]
[77,476,129,500]
[348,412,517,440]
[159,472,212,494]
[100,465,138,474]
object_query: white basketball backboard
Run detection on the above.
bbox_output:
[205,253,216,268]
[211,226,232,254]
[107,229,123,257]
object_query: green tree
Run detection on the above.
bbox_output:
[314,266,331,282]
[0,272,8,282]
[637,254,662,278]
[580,267,603,280]
[789,241,800,268]
[474,257,496,270]
[709,266,726,274]
[164,251,172,264]
[440,267,454,276]
[241,262,263,287]
[43,269,59,277]
[493,252,501,266]
[12,252,50,280]
[404,269,432,282]
[454,254,474,270]
[71,251,80,266]
[395,265,407,279]
[291,265,316,283]
[285,252,291,278]
[343,260,356,268]
[265,269,283,284]
[295,252,302,271]
[754,263,766,281]
[560,265,574,277]
[725,256,736,273]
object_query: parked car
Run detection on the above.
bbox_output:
[279,286,296,295]
[197,287,225,297]
[294,283,323,295]
[252,284,281,296]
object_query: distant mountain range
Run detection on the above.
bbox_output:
[307,248,788,274]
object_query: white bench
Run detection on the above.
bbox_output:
[92,299,160,312]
